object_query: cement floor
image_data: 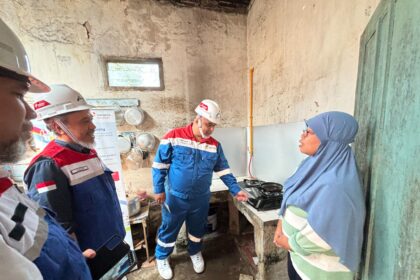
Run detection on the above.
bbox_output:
[126,235,289,280]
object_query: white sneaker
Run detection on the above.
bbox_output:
[156,258,173,280]
[190,252,205,273]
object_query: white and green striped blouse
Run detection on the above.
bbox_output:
[281,206,354,280]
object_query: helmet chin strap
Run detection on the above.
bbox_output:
[54,119,95,150]
[198,117,210,139]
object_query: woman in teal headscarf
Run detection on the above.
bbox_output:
[274,111,365,280]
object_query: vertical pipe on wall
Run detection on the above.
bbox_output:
[248,67,254,177]
[249,67,254,156]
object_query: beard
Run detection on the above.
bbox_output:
[0,136,27,163]
[79,139,95,150]
[0,121,33,164]
[78,131,96,150]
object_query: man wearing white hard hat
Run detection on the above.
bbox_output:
[24,84,126,253]
[0,19,92,279]
[152,99,248,279]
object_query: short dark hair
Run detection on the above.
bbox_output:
[0,66,30,84]
[44,115,69,135]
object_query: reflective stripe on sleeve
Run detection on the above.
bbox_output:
[152,162,171,169]
[215,169,231,177]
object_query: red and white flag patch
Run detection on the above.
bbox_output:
[36,181,57,193]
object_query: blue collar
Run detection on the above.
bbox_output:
[54,139,91,154]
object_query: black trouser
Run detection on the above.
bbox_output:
[287,253,303,280]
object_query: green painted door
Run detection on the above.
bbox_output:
[354,0,420,279]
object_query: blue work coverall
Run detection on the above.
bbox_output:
[152,123,241,259]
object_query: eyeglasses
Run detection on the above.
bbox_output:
[302,120,313,136]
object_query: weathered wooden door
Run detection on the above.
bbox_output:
[354,0,420,279]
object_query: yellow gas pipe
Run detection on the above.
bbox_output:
[249,67,254,158]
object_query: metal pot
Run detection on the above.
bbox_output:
[260,182,283,193]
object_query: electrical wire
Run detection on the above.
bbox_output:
[248,153,255,179]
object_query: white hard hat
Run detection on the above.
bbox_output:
[194,99,221,124]
[0,19,49,93]
[34,84,93,120]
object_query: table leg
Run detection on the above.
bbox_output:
[254,222,286,279]
[141,220,150,261]
[228,196,241,235]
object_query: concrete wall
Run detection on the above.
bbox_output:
[247,0,380,125]
[2,0,382,192]
[0,0,247,194]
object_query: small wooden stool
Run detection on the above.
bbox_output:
[129,204,151,264]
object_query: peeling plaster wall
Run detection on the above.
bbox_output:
[1,0,247,131]
[247,0,380,125]
[1,0,247,193]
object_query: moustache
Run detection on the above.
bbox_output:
[21,122,33,140]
